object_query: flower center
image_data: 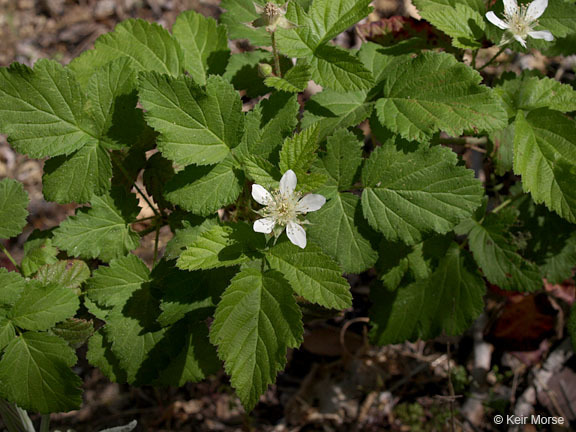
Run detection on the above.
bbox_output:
[505,5,537,38]
[261,190,302,226]
[264,3,281,20]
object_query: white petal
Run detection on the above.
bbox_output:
[296,194,326,213]
[279,170,297,196]
[486,11,509,30]
[286,221,306,249]
[503,0,518,17]
[528,30,554,41]
[254,217,275,234]
[527,0,548,20]
[252,184,273,205]
[514,34,528,48]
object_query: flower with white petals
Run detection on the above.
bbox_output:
[486,0,554,48]
[251,170,326,249]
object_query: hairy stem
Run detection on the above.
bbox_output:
[0,242,21,273]
[271,31,282,78]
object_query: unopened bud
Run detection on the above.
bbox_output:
[258,63,274,78]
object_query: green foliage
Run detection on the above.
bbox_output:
[7,281,79,331]
[413,0,486,48]
[210,268,303,410]
[0,0,574,417]
[53,191,140,262]
[0,332,82,413]
[513,109,576,223]
[0,178,29,239]
[267,241,352,309]
[370,244,485,344]
[138,73,244,166]
[172,11,229,85]
[362,145,483,245]
[456,213,542,291]
[374,52,507,142]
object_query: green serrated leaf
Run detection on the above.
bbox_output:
[265,63,311,93]
[8,281,79,331]
[456,214,542,291]
[210,268,303,410]
[310,44,374,92]
[302,90,372,140]
[103,286,166,384]
[318,128,363,190]
[370,244,485,344]
[42,141,113,204]
[0,269,26,308]
[513,109,576,223]
[164,215,218,261]
[308,188,377,274]
[375,52,507,142]
[172,10,230,85]
[0,178,29,239]
[0,332,82,413]
[138,73,244,166]
[243,155,281,190]
[164,156,244,216]
[413,0,486,48]
[267,241,352,309]
[177,223,264,271]
[309,0,373,44]
[235,92,300,161]
[0,318,16,351]
[156,319,220,386]
[156,264,236,327]
[21,237,59,277]
[53,191,140,262]
[52,318,94,348]
[538,0,576,38]
[377,240,433,289]
[86,57,146,149]
[220,0,271,46]
[361,145,483,245]
[86,330,126,383]
[86,254,150,309]
[222,50,272,97]
[279,126,319,174]
[0,60,97,158]
[68,19,184,87]
[496,74,576,117]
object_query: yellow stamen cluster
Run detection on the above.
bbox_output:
[258,190,303,226]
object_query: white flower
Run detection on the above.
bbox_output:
[251,170,326,249]
[486,0,554,48]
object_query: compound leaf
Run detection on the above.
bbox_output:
[264,64,311,93]
[210,268,303,410]
[138,73,244,166]
[375,52,507,142]
[361,145,483,244]
[370,244,485,344]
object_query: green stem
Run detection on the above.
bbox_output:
[478,46,507,71]
[0,242,21,273]
[271,31,282,78]
[471,49,478,69]
[491,198,512,214]
[40,414,50,432]
[110,152,160,219]
[133,215,158,224]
